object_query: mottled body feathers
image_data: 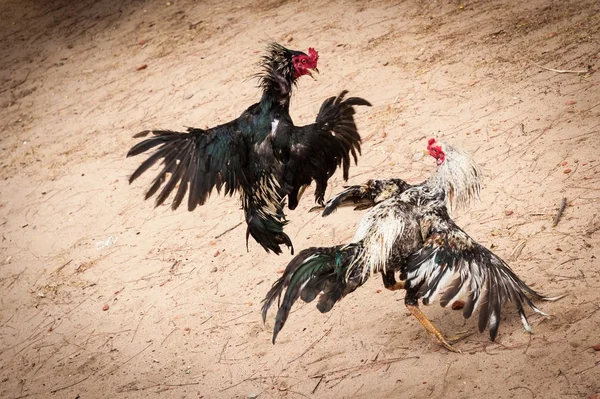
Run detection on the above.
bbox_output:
[263,140,559,345]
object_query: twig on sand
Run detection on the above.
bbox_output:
[50,373,91,393]
[510,240,527,261]
[162,382,201,388]
[219,361,268,391]
[552,198,567,227]
[120,381,201,392]
[523,333,532,355]
[574,360,600,375]
[509,386,535,398]
[352,383,365,396]
[160,327,178,346]
[64,298,88,316]
[558,369,571,388]
[310,355,420,377]
[218,338,230,363]
[311,375,324,394]
[288,327,332,364]
[215,222,243,239]
[444,360,456,382]
[131,304,153,343]
[531,61,590,75]
[223,311,253,324]
[53,259,73,274]
[98,342,152,377]
[0,70,31,95]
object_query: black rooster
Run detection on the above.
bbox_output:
[127,43,371,254]
[262,139,562,351]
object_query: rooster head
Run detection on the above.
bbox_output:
[427,138,446,165]
[291,47,319,79]
[257,43,319,100]
[425,137,483,212]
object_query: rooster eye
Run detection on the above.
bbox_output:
[302,59,306,64]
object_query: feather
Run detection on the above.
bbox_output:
[126,130,180,157]
[261,244,362,343]
[439,276,464,307]
[426,142,484,212]
[262,138,560,347]
[155,141,193,207]
[323,179,411,216]
[283,91,370,209]
[128,140,179,183]
[127,43,325,255]
[406,213,557,340]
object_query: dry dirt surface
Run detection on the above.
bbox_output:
[1,0,599,398]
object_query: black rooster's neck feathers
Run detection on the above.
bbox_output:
[256,42,301,107]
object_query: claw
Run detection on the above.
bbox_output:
[446,330,475,344]
[406,303,462,353]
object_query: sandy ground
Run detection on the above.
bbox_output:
[1,0,599,398]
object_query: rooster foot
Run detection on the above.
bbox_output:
[405,304,461,353]
[446,330,475,344]
[433,334,461,353]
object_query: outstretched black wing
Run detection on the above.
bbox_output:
[284,91,371,209]
[127,120,248,211]
[403,213,555,341]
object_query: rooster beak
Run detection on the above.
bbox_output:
[307,68,319,80]
[423,149,429,155]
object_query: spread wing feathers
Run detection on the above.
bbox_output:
[322,178,412,216]
[321,184,374,216]
[403,217,556,341]
[261,243,363,343]
[127,124,247,211]
[313,90,370,180]
[285,91,371,207]
[243,175,293,255]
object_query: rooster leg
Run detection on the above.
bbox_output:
[389,281,405,291]
[381,270,405,291]
[405,302,460,353]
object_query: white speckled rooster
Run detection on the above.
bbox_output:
[262,138,562,352]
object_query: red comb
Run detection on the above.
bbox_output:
[428,138,436,146]
[308,47,319,62]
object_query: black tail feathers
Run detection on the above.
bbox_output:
[261,244,361,343]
